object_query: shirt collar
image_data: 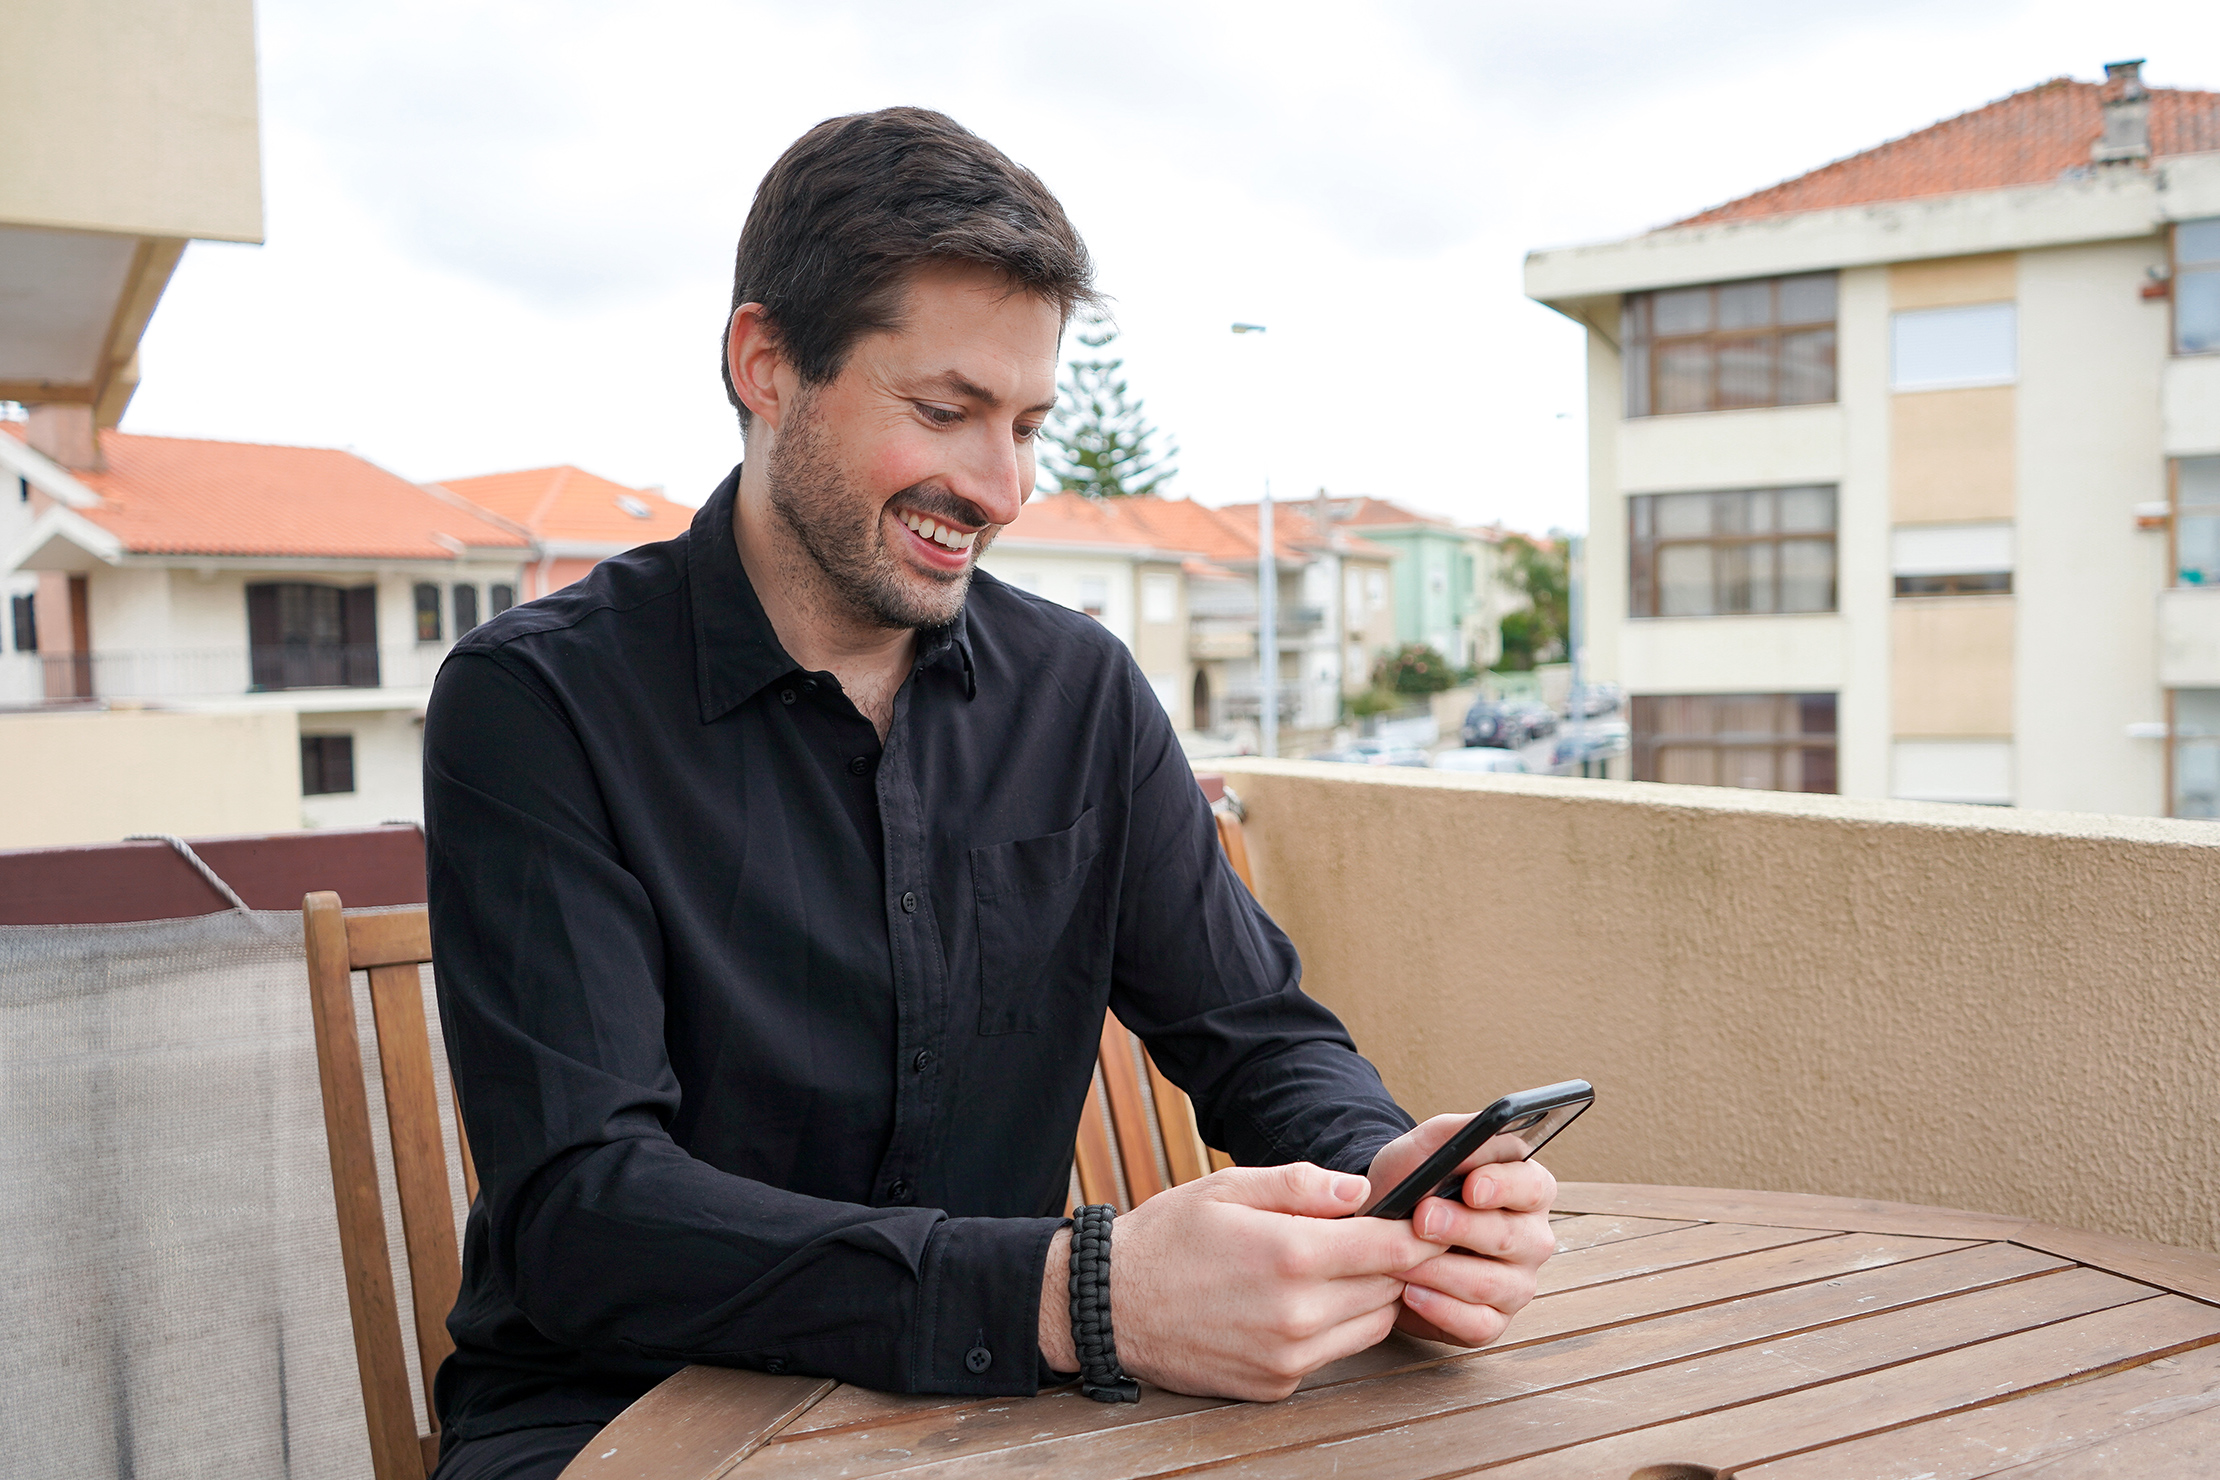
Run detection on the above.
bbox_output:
[687,465,977,723]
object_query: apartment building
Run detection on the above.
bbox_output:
[435,464,695,598]
[1,422,528,827]
[983,493,1399,737]
[977,492,1201,725]
[1526,61,2220,815]
[1323,496,1519,672]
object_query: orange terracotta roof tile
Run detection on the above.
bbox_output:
[1672,72,2220,228]
[436,465,695,547]
[4,424,526,560]
[1212,502,1396,561]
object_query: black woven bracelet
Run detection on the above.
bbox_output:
[1068,1204,1139,1403]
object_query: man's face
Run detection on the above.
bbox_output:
[764,261,1061,630]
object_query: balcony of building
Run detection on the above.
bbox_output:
[0,643,448,708]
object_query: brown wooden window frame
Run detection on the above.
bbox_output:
[246,581,380,691]
[1624,273,1839,418]
[1628,486,1838,619]
[300,733,357,796]
[1894,571,2013,597]
[1632,692,1838,794]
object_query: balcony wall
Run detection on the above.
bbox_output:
[1212,758,2220,1254]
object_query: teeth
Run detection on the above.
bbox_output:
[899,510,977,552]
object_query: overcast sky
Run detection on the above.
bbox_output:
[125,0,2220,535]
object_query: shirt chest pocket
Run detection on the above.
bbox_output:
[971,808,1108,1035]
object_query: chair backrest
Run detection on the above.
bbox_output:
[1068,799,1252,1211]
[302,893,472,1480]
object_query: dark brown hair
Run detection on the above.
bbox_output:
[722,107,1097,430]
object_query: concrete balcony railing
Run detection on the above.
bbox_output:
[0,645,450,706]
[1211,758,2220,1256]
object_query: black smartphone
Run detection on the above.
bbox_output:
[1363,1080,1594,1220]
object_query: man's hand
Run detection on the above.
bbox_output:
[1363,1115,1558,1347]
[1039,1163,1442,1402]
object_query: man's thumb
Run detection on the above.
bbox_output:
[1212,1161,1372,1216]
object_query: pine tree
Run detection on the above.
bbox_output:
[1038,318,1178,498]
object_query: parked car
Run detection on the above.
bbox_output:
[1307,739,1430,768]
[1462,700,1546,750]
[1431,746,1529,774]
[1551,719,1630,768]
[1565,682,1624,718]
[1508,700,1559,742]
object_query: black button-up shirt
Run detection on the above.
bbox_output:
[422,467,1413,1441]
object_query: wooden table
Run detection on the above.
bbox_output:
[568,1184,2220,1480]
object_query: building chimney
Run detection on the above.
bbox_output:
[2092,59,2151,165]
[25,403,104,472]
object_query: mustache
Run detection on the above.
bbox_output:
[890,485,996,531]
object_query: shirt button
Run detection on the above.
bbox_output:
[849,755,871,776]
[764,1357,788,1375]
[900,891,918,913]
[965,1345,992,1375]
[913,1049,932,1072]
[780,689,796,705]
[889,1178,912,1203]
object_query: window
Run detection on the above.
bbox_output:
[1623,273,1836,416]
[490,583,516,616]
[2176,218,2220,356]
[1892,523,2013,597]
[10,593,33,652]
[1632,693,1837,793]
[1078,576,1108,619]
[1891,303,2016,390]
[453,583,480,635]
[16,475,26,503]
[1629,486,1836,618]
[300,734,357,796]
[1142,573,1178,625]
[2174,691,2220,818]
[245,583,379,690]
[414,582,442,642]
[2175,457,2220,586]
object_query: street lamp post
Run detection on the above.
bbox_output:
[1232,323,1276,757]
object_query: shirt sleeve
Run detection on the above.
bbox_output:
[1106,661,1416,1176]
[425,650,1060,1397]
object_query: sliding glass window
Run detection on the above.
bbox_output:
[1629,486,1837,618]
[1624,273,1837,417]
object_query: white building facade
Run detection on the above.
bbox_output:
[1527,65,2220,816]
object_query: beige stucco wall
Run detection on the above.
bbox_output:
[1210,758,2220,1254]
[0,0,263,242]
[0,706,298,846]
[1892,597,2014,736]
[1890,387,2016,523]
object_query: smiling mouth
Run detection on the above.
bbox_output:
[895,507,978,553]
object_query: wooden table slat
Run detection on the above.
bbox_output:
[1727,1342,2220,1480]
[1978,1396,2220,1475]
[1535,1221,1835,1295]
[1469,1296,2220,1480]
[559,1368,834,1480]
[1547,1213,1699,1254]
[1553,1182,2032,1242]
[2009,1221,2220,1308]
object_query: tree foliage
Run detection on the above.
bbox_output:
[1038,317,1178,499]
[1373,642,1457,696]
[1496,534,1568,671]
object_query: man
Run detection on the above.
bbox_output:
[423,107,1554,1479]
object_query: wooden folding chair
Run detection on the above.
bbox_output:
[1068,785,1254,1211]
[303,894,823,1480]
[302,894,474,1479]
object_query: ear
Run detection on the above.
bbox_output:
[726,303,795,434]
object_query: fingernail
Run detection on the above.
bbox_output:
[1470,1177,1497,1206]
[1333,1175,1367,1203]
[1418,1205,1444,1240]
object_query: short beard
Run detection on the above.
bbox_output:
[764,394,990,631]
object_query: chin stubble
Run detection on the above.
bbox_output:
[765,403,975,631]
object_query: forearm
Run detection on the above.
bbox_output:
[1038,1226,1076,1372]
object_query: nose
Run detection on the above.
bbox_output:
[946,422,1029,528]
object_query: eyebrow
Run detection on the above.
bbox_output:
[932,370,1057,417]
